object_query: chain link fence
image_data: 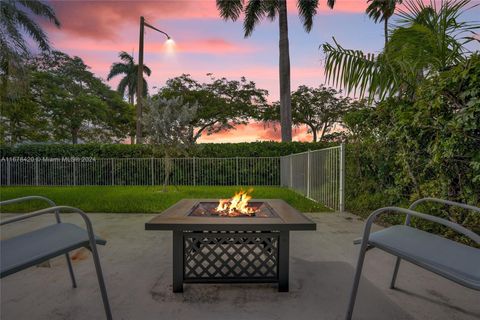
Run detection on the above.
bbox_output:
[0,157,280,186]
[1,145,345,211]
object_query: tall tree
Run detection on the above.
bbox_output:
[157,73,268,143]
[216,0,336,142]
[366,0,403,46]
[261,85,350,142]
[107,51,151,105]
[30,51,133,144]
[291,85,349,142]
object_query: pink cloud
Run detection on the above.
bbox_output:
[45,0,377,42]
[45,1,220,40]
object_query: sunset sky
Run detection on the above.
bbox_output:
[40,0,479,143]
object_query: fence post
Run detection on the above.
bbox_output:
[339,143,345,212]
[35,158,39,186]
[151,158,154,186]
[73,159,76,186]
[7,159,11,186]
[236,157,239,186]
[307,150,311,198]
[289,154,293,189]
[193,157,196,186]
[111,159,114,186]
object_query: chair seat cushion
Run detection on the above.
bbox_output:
[0,223,106,278]
[369,225,480,290]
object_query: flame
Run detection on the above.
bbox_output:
[215,189,255,216]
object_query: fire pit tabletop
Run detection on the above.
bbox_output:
[145,199,316,232]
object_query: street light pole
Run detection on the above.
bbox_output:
[136,16,171,144]
[136,16,145,144]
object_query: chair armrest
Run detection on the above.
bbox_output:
[0,196,60,224]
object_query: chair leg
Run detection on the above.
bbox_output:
[390,257,401,289]
[65,253,77,288]
[90,244,113,320]
[345,244,369,320]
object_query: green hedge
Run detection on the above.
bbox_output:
[0,142,332,158]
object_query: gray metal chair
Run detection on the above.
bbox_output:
[346,197,480,320]
[0,196,112,320]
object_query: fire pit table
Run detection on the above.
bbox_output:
[145,199,316,292]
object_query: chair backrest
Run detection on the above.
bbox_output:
[0,196,60,226]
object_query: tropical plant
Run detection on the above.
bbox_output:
[343,53,480,246]
[0,0,60,67]
[216,0,336,142]
[322,0,479,100]
[107,51,151,104]
[366,0,403,46]
[0,0,60,98]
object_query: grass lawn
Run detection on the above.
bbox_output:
[0,186,330,213]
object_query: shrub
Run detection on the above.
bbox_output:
[0,141,332,158]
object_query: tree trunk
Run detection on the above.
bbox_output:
[384,17,389,47]
[319,123,329,141]
[71,128,79,144]
[129,94,135,144]
[163,156,171,192]
[307,123,317,142]
[278,0,292,142]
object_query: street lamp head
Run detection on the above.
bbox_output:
[165,37,175,55]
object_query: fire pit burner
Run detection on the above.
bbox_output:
[145,199,316,292]
[189,201,277,218]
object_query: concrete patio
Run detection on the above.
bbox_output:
[1,212,479,320]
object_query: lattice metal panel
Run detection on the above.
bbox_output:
[184,231,279,281]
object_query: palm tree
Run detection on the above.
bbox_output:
[0,0,60,88]
[322,0,479,100]
[216,0,336,142]
[107,51,151,105]
[366,0,403,46]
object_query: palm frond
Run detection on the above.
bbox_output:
[366,0,384,23]
[18,0,60,27]
[366,0,402,23]
[297,0,319,32]
[15,9,50,51]
[116,76,130,97]
[1,1,29,55]
[143,64,152,77]
[118,51,135,65]
[216,0,244,21]
[322,38,395,99]
[107,63,129,80]
[327,0,336,9]
[395,0,479,68]
[243,0,265,37]
[142,78,149,97]
[263,0,278,20]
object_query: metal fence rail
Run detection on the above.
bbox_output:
[0,157,280,187]
[281,145,345,211]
